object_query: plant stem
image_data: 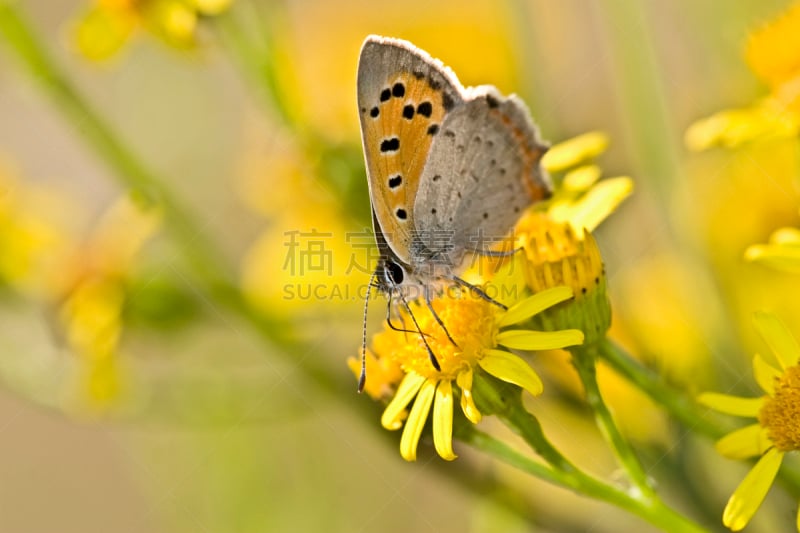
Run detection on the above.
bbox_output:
[571,344,656,499]
[598,339,727,439]
[467,376,709,532]
[600,338,800,499]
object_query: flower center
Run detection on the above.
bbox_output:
[392,295,497,380]
[515,213,604,298]
[758,363,800,452]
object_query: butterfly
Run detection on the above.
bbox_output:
[356,35,551,391]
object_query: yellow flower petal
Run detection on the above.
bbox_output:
[563,164,602,191]
[697,393,765,417]
[542,132,609,172]
[723,448,784,531]
[745,243,800,274]
[457,369,481,424]
[716,424,772,460]
[561,177,634,232]
[770,227,800,246]
[753,353,781,395]
[684,102,797,151]
[495,329,584,351]
[381,371,425,431]
[433,380,457,461]
[399,378,436,462]
[497,286,574,328]
[479,350,543,396]
[744,1,800,87]
[753,311,800,370]
[191,0,232,15]
[74,6,135,61]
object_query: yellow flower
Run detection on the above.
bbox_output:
[512,213,610,343]
[73,0,232,61]
[0,166,73,294]
[686,2,800,150]
[494,132,631,342]
[745,226,800,274]
[540,131,633,235]
[55,196,161,408]
[698,311,800,531]
[238,139,363,315]
[354,287,583,461]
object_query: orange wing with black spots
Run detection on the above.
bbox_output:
[357,36,464,265]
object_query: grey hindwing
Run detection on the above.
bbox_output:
[412,88,550,267]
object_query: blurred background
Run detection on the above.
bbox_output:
[1,0,799,531]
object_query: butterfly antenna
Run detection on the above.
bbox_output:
[358,271,378,393]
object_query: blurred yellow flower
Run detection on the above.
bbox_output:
[354,286,583,461]
[55,196,162,408]
[73,0,232,61]
[238,138,363,316]
[0,167,73,294]
[686,2,800,150]
[276,1,520,142]
[746,226,800,274]
[540,131,633,235]
[699,311,800,531]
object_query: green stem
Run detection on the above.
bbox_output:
[600,338,800,499]
[214,0,293,127]
[598,339,728,439]
[571,344,656,499]
[469,376,708,533]
[214,1,372,225]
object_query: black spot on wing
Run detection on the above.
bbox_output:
[388,175,402,188]
[370,107,379,118]
[392,83,405,97]
[442,92,455,111]
[380,88,391,102]
[427,124,439,135]
[417,102,433,118]
[396,208,407,220]
[380,138,400,153]
[402,105,415,120]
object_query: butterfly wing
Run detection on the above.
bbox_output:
[357,35,465,265]
[413,87,551,269]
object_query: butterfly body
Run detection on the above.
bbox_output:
[357,35,551,299]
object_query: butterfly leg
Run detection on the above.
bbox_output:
[451,275,508,310]
[423,285,459,349]
[399,293,441,371]
[386,296,419,337]
[472,246,523,258]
